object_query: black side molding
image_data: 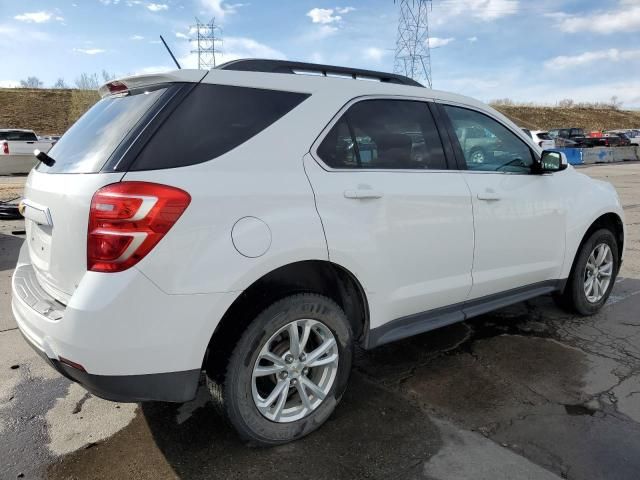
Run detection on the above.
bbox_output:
[366,279,566,348]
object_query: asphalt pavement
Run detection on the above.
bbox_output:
[2,163,640,480]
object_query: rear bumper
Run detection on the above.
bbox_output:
[12,244,238,402]
[19,329,200,402]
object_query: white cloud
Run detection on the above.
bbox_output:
[364,47,387,62]
[307,8,342,24]
[468,36,478,43]
[200,0,242,20]
[545,48,640,69]
[14,11,55,23]
[175,32,189,39]
[134,65,172,75]
[430,37,455,48]
[73,48,106,55]
[130,34,144,40]
[550,2,640,34]
[147,3,168,12]
[0,80,20,88]
[435,0,518,22]
[179,36,285,68]
[336,7,355,14]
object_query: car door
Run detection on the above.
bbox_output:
[305,97,475,332]
[438,103,568,300]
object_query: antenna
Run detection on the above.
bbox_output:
[190,17,222,70]
[393,0,433,88]
[159,35,181,70]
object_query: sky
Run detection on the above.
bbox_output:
[1,0,639,107]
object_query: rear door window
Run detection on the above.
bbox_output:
[317,99,447,170]
[129,84,310,170]
[37,86,170,173]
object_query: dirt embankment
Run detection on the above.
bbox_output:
[493,105,640,132]
[0,88,99,136]
[1,88,640,135]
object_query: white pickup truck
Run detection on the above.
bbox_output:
[0,129,55,175]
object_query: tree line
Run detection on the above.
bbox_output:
[18,70,116,90]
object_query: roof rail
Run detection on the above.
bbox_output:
[215,59,424,88]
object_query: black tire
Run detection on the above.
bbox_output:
[554,228,619,315]
[208,293,353,446]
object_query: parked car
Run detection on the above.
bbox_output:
[523,129,555,149]
[605,132,631,147]
[606,130,639,146]
[0,129,55,175]
[548,128,606,148]
[13,60,625,445]
[453,125,501,164]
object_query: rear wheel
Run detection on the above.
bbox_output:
[209,293,353,446]
[555,228,619,315]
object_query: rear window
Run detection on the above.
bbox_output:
[37,86,169,173]
[0,131,37,141]
[536,132,551,140]
[129,84,310,171]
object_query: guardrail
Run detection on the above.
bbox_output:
[555,146,640,166]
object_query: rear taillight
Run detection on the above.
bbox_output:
[1,141,8,154]
[88,182,191,273]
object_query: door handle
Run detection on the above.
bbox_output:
[477,191,501,201]
[344,189,384,199]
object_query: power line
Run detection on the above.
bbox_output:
[394,0,434,88]
[190,17,222,70]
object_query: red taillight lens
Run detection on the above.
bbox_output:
[2,142,8,154]
[88,182,191,273]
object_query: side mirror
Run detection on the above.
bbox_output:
[535,150,568,173]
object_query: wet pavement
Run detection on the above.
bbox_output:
[2,163,640,479]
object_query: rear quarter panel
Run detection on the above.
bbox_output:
[122,90,343,295]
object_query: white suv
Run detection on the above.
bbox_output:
[13,60,625,445]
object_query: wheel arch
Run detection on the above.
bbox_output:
[203,260,369,382]
[564,211,624,288]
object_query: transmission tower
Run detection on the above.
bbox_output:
[394,0,433,88]
[190,17,222,69]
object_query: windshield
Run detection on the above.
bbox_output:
[37,86,168,173]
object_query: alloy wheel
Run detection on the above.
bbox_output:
[251,319,339,423]
[583,243,614,303]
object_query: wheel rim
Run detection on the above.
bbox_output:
[251,319,339,423]
[470,150,485,163]
[583,243,614,303]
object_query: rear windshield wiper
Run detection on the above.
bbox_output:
[34,149,55,167]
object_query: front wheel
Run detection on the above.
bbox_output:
[210,293,353,446]
[555,228,619,315]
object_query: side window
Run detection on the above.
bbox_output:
[317,99,447,170]
[443,105,534,173]
[131,84,310,171]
